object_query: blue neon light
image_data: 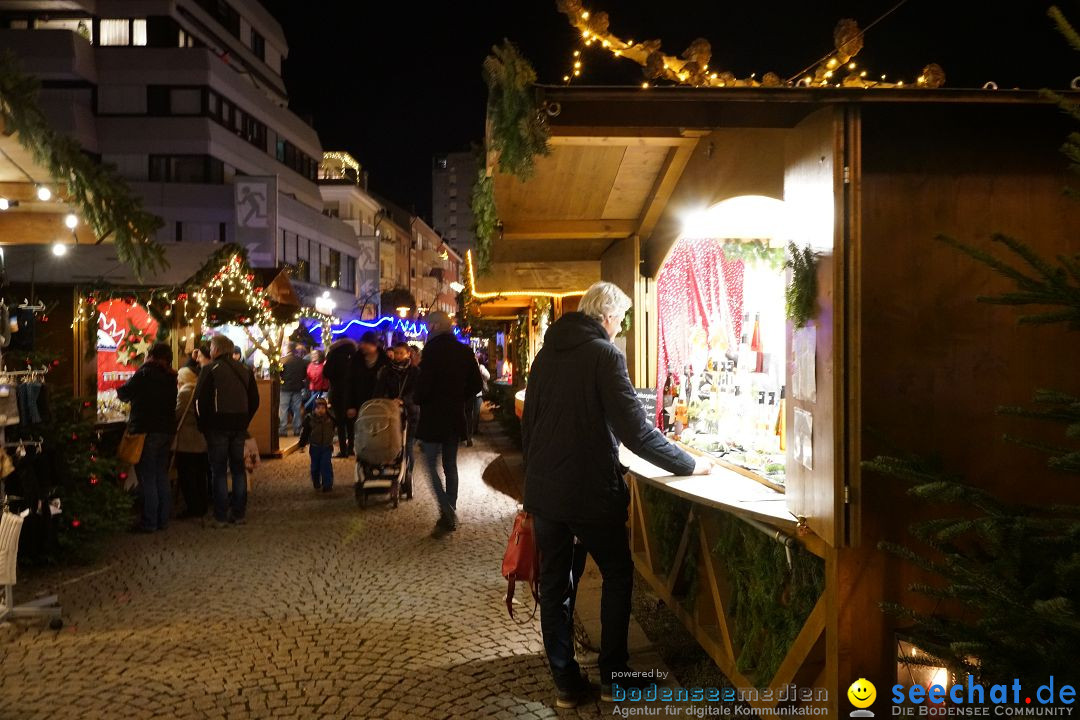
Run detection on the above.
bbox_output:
[304,315,463,345]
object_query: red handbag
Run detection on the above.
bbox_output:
[501,509,540,620]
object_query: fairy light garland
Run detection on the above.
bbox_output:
[71,251,340,371]
[555,1,944,90]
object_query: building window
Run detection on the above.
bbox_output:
[133,19,147,45]
[194,0,240,37]
[218,222,227,243]
[170,88,201,114]
[175,221,183,242]
[148,155,224,184]
[99,19,130,45]
[34,17,93,42]
[250,28,265,60]
[343,256,356,292]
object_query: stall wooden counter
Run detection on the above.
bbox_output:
[619,445,799,534]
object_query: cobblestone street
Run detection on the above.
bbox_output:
[0,431,613,720]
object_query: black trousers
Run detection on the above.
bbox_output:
[176,451,209,516]
[533,514,633,689]
[330,392,353,453]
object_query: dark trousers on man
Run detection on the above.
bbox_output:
[331,392,353,455]
[419,439,458,525]
[176,451,209,517]
[533,515,633,691]
[207,431,247,523]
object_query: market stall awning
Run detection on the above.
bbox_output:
[0,242,219,286]
[492,130,701,264]
[467,249,598,317]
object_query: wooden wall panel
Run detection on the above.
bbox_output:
[600,235,641,384]
[783,109,844,548]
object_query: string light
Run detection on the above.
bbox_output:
[465,250,586,300]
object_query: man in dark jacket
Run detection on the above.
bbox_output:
[278,342,308,437]
[116,342,177,533]
[414,311,482,535]
[522,281,712,708]
[347,330,388,420]
[322,338,356,457]
[195,334,260,528]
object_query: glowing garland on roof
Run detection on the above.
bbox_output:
[555,0,945,90]
[465,250,587,300]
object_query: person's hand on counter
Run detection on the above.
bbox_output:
[692,455,717,475]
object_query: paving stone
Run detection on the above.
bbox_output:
[0,425,619,719]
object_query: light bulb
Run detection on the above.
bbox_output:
[641,82,649,89]
[848,62,856,70]
[52,242,68,257]
[0,198,7,210]
[581,10,589,18]
[37,186,52,201]
[65,213,78,229]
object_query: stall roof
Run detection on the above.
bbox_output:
[489,85,1062,271]
[0,242,220,286]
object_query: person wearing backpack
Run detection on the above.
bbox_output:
[194,334,260,528]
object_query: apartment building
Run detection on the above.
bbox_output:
[432,150,477,257]
[0,0,362,313]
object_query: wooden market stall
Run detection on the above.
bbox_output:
[486,85,1080,712]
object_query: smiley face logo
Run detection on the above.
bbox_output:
[847,678,877,709]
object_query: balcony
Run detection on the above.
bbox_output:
[0,29,97,82]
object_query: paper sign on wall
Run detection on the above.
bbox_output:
[791,325,817,403]
[793,408,813,471]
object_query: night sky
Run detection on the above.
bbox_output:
[259,0,1077,221]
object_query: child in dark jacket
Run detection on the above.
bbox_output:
[298,397,336,492]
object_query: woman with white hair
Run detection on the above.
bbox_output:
[522,281,713,708]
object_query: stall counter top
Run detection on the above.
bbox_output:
[619,445,797,533]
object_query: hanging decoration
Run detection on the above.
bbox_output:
[785,243,820,329]
[0,51,165,276]
[555,2,944,91]
[483,39,551,179]
[471,167,498,274]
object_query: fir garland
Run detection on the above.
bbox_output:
[785,243,820,328]
[722,240,785,271]
[471,168,497,274]
[483,40,551,179]
[0,51,165,277]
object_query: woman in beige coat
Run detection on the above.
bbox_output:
[175,366,209,518]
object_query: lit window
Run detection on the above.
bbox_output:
[133,19,147,46]
[99,19,130,46]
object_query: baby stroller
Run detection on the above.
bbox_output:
[353,399,413,508]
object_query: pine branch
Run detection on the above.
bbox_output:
[1050,6,1080,52]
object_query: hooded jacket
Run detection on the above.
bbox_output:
[322,338,356,403]
[414,331,483,442]
[522,312,696,524]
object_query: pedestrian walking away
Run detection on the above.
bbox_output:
[174,366,209,518]
[414,311,483,536]
[298,397,336,492]
[279,342,309,436]
[195,334,261,527]
[323,338,357,457]
[116,342,178,533]
[521,281,715,709]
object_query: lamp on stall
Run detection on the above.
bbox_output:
[449,281,465,293]
[896,638,954,701]
[681,195,790,240]
[396,306,410,318]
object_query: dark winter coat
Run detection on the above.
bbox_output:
[322,339,356,405]
[522,312,696,525]
[116,361,178,435]
[348,351,388,411]
[414,331,483,442]
[299,411,337,448]
[280,353,309,392]
[194,356,260,434]
[374,361,421,422]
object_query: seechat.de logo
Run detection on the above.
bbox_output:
[849,678,877,718]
